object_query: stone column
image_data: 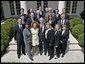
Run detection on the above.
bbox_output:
[58,1,65,14]
[20,1,27,14]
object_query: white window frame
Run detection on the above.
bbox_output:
[37,1,48,11]
[65,1,78,15]
[9,1,21,16]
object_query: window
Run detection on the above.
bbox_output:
[37,1,48,11]
[43,1,48,11]
[65,1,77,14]
[15,1,20,15]
[37,1,41,10]
[9,1,15,15]
[72,1,77,13]
[66,1,71,13]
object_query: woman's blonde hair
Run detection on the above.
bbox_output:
[55,24,61,31]
[45,22,53,29]
[31,21,39,28]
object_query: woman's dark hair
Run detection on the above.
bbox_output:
[48,14,53,21]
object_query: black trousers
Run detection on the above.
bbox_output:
[39,41,44,54]
[60,42,67,55]
[17,40,25,56]
[55,45,61,56]
[49,45,54,58]
[44,42,49,55]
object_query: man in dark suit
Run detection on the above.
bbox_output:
[39,6,44,18]
[61,8,70,20]
[38,17,46,55]
[60,25,69,57]
[14,18,25,59]
[27,12,36,27]
[58,14,70,30]
[54,24,61,58]
[17,8,28,24]
[35,10,42,23]
[54,9,61,24]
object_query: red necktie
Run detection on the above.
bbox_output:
[41,24,43,32]
[62,20,64,26]
[20,25,23,31]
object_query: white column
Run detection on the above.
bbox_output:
[41,1,44,11]
[20,1,27,14]
[58,1,65,14]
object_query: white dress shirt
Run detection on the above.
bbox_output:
[61,19,65,25]
[62,30,65,35]
[45,28,51,39]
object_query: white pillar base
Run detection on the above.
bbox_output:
[20,1,27,14]
[58,1,65,14]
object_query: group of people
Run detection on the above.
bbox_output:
[14,6,70,61]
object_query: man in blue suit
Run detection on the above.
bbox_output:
[58,14,70,30]
[14,18,25,59]
[35,10,42,23]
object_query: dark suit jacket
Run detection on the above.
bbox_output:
[65,14,70,20]
[27,17,36,27]
[38,23,46,42]
[54,14,61,24]
[14,24,24,43]
[50,20,56,28]
[60,13,70,20]
[35,14,42,23]
[54,31,61,46]
[60,29,69,42]
[45,29,54,46]
[17,14,28,24]
[40,11,45,18]
[58,19,70,29]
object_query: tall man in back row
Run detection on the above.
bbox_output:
[14,18,26,59]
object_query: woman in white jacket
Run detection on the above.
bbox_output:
[31,21,39,56]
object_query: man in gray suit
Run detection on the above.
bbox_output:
[23,22,34,61]
[45,7,55,22]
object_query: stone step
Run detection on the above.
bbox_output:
[9,42,17,45]
[7,44,81,51]
[7,45,17,51]
[1,51,84,63]
[68,33,79,44]
[68,44,81,51]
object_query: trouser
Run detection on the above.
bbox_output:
[61,42,67,55]
[44,42,49,55]
[49,45,54,58]
[24,42,33,58]
[39,41,44,54]
[55,46,61,57]
[17,41,25,56]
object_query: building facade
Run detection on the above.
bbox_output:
[1,1,84,19]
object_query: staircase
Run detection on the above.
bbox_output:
[7,32,81,52]
[1,32,84,63]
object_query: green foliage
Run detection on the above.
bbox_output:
[72,24,84,38]
[1,45,4,52]
[78,33,84,47]
[1,18,17,53]
[70,18,84,30]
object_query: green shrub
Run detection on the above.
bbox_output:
[70,18,84,30]
[72,24,84,38]
[1,18,17,53]
[78,33,84,47]
[1,45,4,52]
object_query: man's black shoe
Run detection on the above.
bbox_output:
[40,53,42,55]
[30,58,34,61]
[23,53,26,55]
[57,55,60,58]
[61,54,65,57]
[18,55,20,59]
[44,52,46,55]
